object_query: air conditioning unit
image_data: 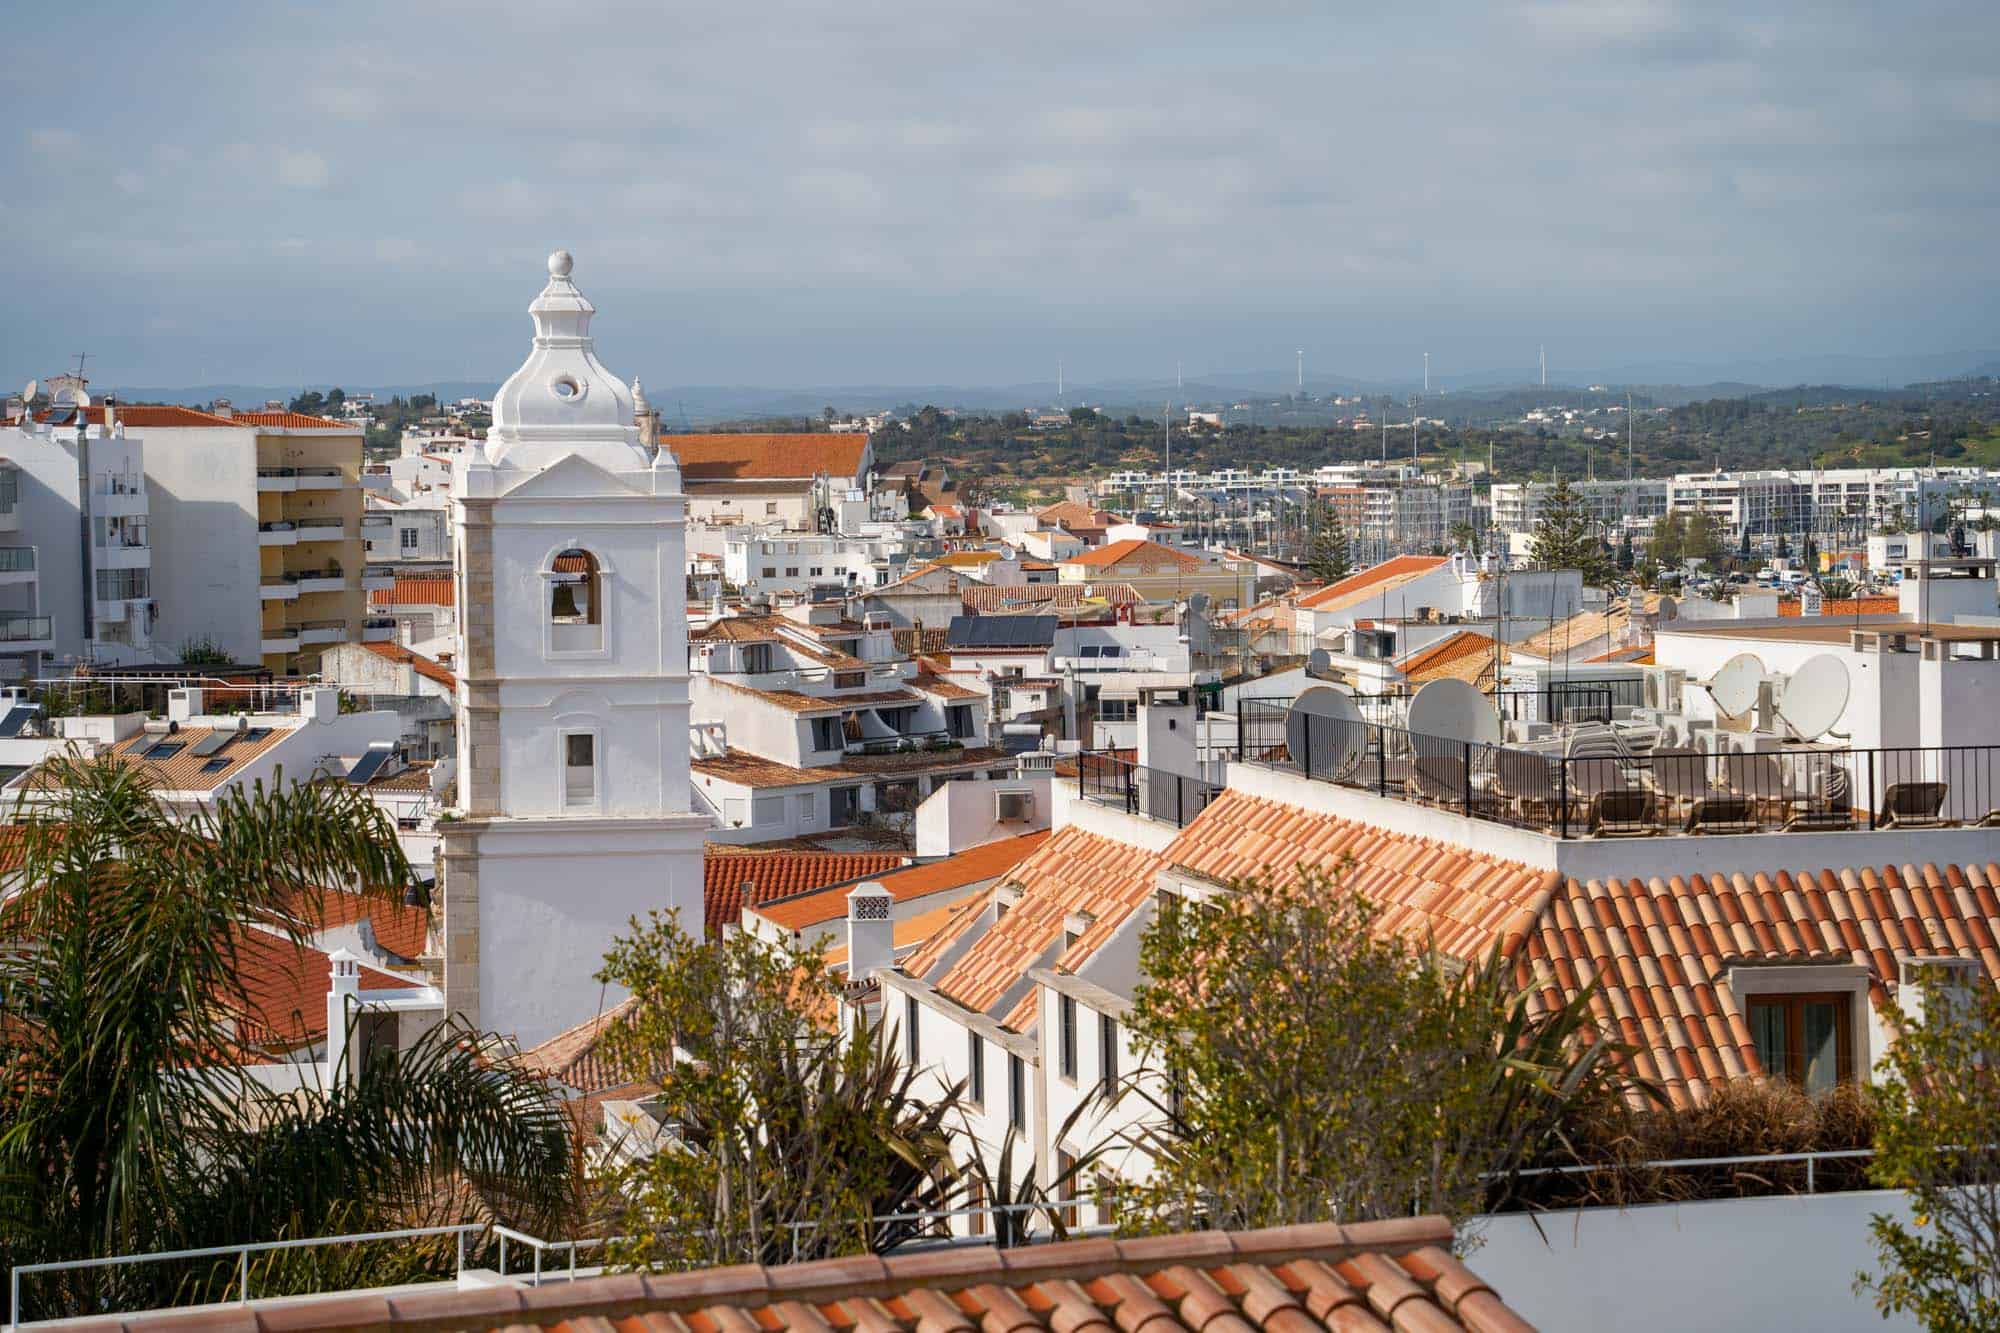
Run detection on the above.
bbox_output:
[1642,666,1688,712]
[995,790,1035,824]
[1899,957,1984,1030]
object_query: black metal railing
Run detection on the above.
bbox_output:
[1492,677,1649,724]
[1077,752,1218,828]
[1237,697,2000,838]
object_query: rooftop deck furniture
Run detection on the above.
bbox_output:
[1877,781,1951,829]
[1684,793,1760,835]
[1590,788,1662,837]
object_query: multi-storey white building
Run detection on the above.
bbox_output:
[438,250,708,1049]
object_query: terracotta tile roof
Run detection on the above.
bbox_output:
[1520,861,2000,1108]
[368,575,454,608]
[229,411,356,431]
[1297,555,1449,612]
[691,615,868,670]
[692,746,1013,790]
[670,433,867,482]
[1580,645,1652,664]
[515,996,641,1096]
[292,887,431,960]
[46,404,242,428]
[684,478,817,496]
[756,831,1051,933]
[0,825,25,874]
[706,676,926,714]
[1036,499,1117,529]
[1395,629,1502,688]
[922,826,1164,1022]
[930,548,994,566]
[704,846,907,936]
[911,670,982,701]
[109,1217,1533,1333]
[358,640,457,689]
[1164,790,1557,964]
[892,627,953,656]
[1778,596,1900,617]
[961,581,1143,612]
[1512,606,1628,662]
[691,617,783,643]
[230,929,422,1052]
[67,723,300,793]
[823,895,990,970]
[1063,538,1203,571]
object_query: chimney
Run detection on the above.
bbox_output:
[325,948,363,1088]
[845,881,894,981]
[300,685,341,722]
[212,397,234,419]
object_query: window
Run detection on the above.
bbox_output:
[1749,993,1852,1093]
[762,566,777,578]
[400,528,419,552]
[549,549,604,651]
[562,732,596,806]
[1098,1012,1119,1095]
[905,994,920,1064]
[795,792,817,825]
[785,567,798,577]
[1058,994,1078,1081]
[96,568,151,600]
[765,502,779,516]
[1007,1054,1026,1131]
[967,1031,985,1106]
[752,794,783,826]
[835,671,865,689]
[742,643,773,673]
[1094,1171,1120,1226]
[1055,1149,1079,1227]
[947,705,974,739]
[1097,698,1135,723]
[809,566,823,577]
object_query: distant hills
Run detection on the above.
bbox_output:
[96,348,2000,426]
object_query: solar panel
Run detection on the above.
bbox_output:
[346,745,396,786]
[200,757,233,773]
[945,615,1059,649]
[189,731,235,757]
[0,706,34,738]
[142,741,185,761]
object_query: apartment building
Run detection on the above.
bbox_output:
[1489,478,1669,539]
[0,401,158,671]
[129,403,385,673]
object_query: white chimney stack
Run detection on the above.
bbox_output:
[845,881,894,981]
[325,948,363,1088]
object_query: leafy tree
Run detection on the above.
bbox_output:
[595,912,966,1271]
[1860,976,2000,1330]
[1616,530,1635,572]
[0,754,579,1323]
[1775,532,1792,559]
[178,634,233,667]
[1068,406,1099,426]
[1646,511,1726,572]
[1527,480,1613,585]
[1115,864,1649,1236]
[288,389,326,416]
[1306,501,1354,584]
[1448,520,1480,558]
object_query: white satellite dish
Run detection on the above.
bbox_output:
[1708,652,1765,718]
[21,380,37,403]
[1407,677,1501,746]
[1307,647,1332,676]
[1285,685,1367,779]
[1777,652,1849,741]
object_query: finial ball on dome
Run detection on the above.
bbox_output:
[548,249,574,278]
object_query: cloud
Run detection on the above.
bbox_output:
[277,149,330,189]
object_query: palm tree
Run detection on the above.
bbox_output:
[0,753,581,1323]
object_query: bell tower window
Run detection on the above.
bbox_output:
[548,549,604,652]
[562,731,598,808]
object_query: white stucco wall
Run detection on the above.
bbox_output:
[914,775,1053,856]
[1475,1191,1921,1332]
[139,424,264,662]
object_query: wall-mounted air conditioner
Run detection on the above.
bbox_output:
[995,790,1035,824]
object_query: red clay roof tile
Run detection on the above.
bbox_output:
[705,847,907,936]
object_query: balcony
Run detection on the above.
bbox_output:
[94,541,151,570]
[295,518,348,544]
[261,627,301,654]
[1077,753,1219,828]
[0,546,35,585]
[359,514,393,530]
[259,577,300,602]
[259,521,298,547]
[256,468,299,493]
[363,616,397,643]
[362,565,395,592]
[295,466,345,491]
[298,619,347,646]
[291,568,348,595]
[0,614,54,647]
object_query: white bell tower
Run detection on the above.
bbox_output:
[439,250,708,1048]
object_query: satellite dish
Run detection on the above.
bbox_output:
[1185,591,1209,617]
[1284,685,1367,780]
[1307,647,1332,676]
[1407,677,1501,746]
[1777,653,1850,741]
[21,380,37,403]
[1657,595,1677,622]
[1708,652,1765,718]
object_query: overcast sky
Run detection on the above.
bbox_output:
[3,0,1996,392]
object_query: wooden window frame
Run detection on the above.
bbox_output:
[1747,991,1854,1088]
[1058,993,1078,1083]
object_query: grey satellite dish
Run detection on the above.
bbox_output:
[1185,591,1209,617]
[1708,652,1765,718]
[1657,595,1677,622]
[1407,677,1501,746]
[1777,653,1849,741]
[1307,647,1332,677]
[1284,685,1367,779]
